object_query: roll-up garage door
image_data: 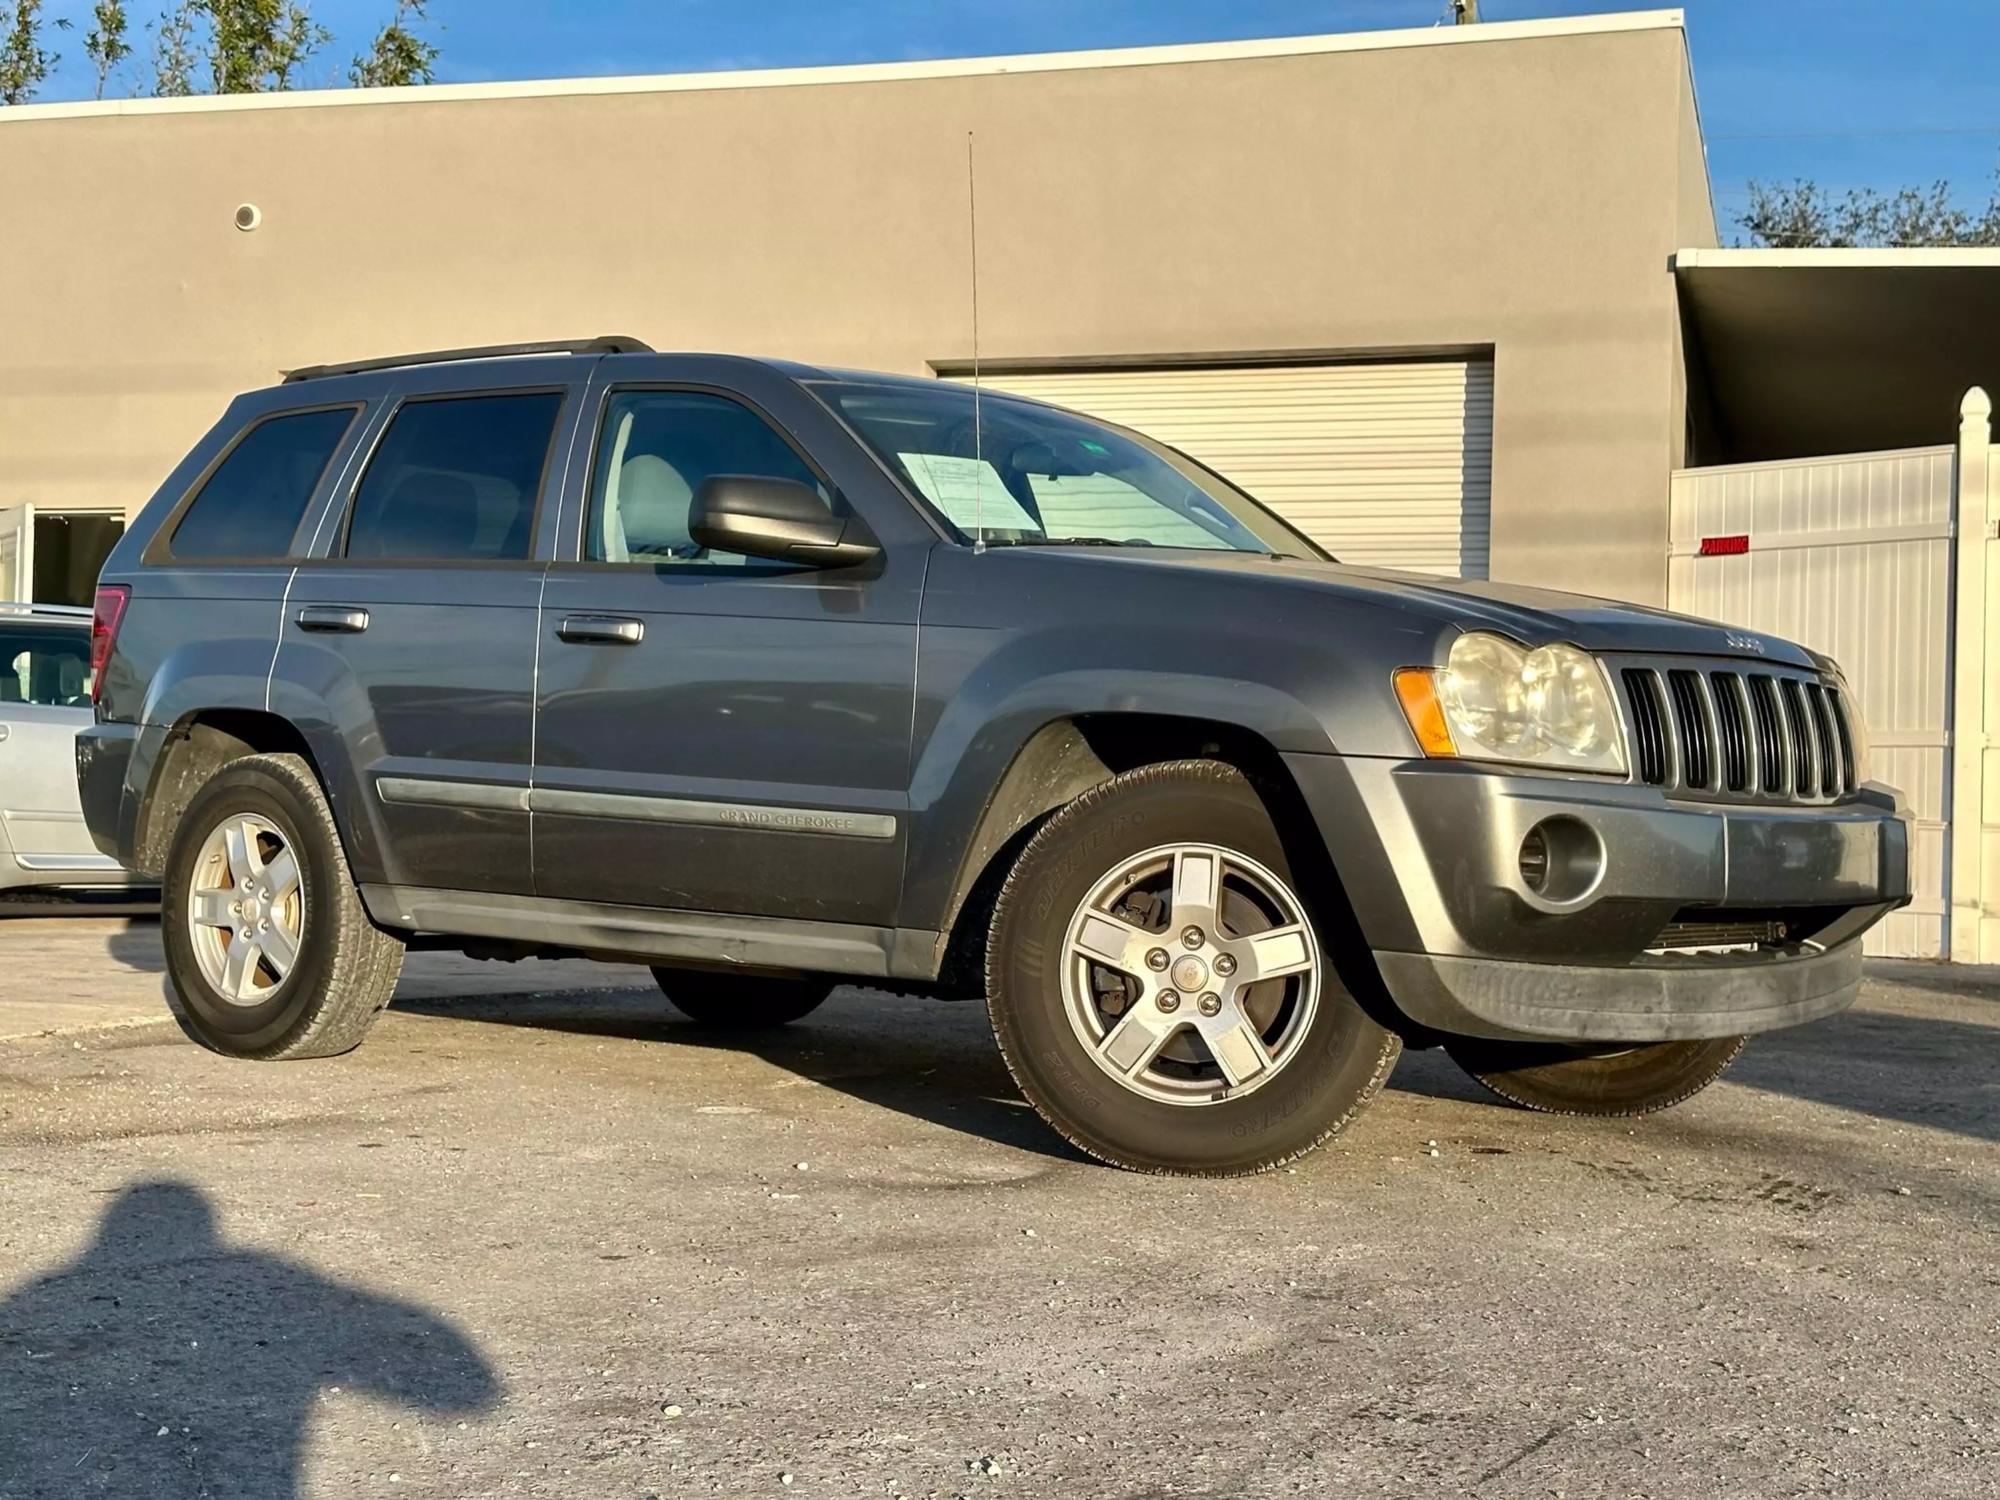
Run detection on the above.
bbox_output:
[947,359,1493,578]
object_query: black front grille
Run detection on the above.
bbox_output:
[1652,918,1790,950]
[1623,668,1670,786]
[1665,670,1713,789]
[1618,659,1857,806]
[1779,678,1817,796]
[1746,675,1786,792]
[1827,688,1858,793]
[1710,672,1751,791]
[1805,683,1841,793]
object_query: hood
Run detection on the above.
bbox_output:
[1059,549,1823,670]
[1322,565,1819,668]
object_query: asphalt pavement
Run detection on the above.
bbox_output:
[1,913,1995,1498]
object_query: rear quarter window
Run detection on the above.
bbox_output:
[168,406,359,560]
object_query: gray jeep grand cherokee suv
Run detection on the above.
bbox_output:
[78,338,1912,1175]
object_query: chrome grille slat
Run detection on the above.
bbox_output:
[1746,675,1786,795]
[1665,669,1714,791]
[1804,683,1840,794]
[1614,656,1851,807]
[1780,678,1818,798]
[1709,671,1752,792]
[1827,688,1858,792]
[1621,668,1670,787]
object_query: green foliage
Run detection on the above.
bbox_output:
[0,0,438,101]
[83,0,127,97]
[350,0,433,88]
[150,1,195,94]
[1,0,63,105]
[152,0,328,94]
[1740,173,2000,249]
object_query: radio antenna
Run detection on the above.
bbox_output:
[967,129,986,554]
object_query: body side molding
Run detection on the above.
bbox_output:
[358,883,940,979]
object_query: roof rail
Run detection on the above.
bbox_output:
[281,335,653,383]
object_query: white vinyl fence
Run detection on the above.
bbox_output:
[1667,388,2000,962]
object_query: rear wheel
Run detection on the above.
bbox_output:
[1445,1036,1747,1117]
[986,761,1400,1176]
[651,967,833,1029]
[161,753,403,1059]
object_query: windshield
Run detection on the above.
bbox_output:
[818,381,1323,558]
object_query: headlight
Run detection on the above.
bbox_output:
[1396,633,1627,775]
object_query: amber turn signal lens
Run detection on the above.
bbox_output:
[1394,668,1457,758]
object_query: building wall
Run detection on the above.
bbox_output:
[0,14,1711,603]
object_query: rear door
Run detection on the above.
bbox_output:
[531,359,929,924]
[275,365,584,898]
[0,616,106,868]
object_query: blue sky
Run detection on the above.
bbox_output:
[32,3,2000,239]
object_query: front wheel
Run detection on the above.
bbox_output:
[986,761,1400,1177]
[1445,1036,1747,1117]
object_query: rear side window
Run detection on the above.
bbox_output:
[169,407,357,559]
[343,392,563,561]
[0,623,93,706]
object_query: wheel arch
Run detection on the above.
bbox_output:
[929,712,1405,1034]
[134,709,331,876]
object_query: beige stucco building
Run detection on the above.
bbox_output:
[6,9,1716,603]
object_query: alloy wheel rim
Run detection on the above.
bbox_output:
[1059,842,1321,1107]
[185,812,305,1006]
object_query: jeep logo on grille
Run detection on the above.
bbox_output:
[1725,632,1766,655]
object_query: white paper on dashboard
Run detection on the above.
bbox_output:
[896,452,1040,532]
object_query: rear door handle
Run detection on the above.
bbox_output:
[295,605,370,634]
[558,614,644,645]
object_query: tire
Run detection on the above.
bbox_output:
[1445,1035,1747,1117]
[986,760,1401,1177]
[651,967,833,1029]
[161,753,403,1060]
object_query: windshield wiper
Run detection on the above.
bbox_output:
[979,536,1154,548]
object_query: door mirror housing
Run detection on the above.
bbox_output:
[689,476,880,568]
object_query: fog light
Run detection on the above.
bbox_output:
[1519,826,1550,892]
[1517,816,1604,905]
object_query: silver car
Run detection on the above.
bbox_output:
[0,603,141,893]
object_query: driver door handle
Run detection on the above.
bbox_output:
[559,614,645,646]
[295,605,371,634]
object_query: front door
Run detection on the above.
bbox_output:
[532,382,923,925]
[275,382,576,897]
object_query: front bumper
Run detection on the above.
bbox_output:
[1285,753,1912,1043]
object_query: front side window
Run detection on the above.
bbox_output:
[586,390,830,566]
[820,381,1319,557]
[343,392,562,562]
[0,624,93,706]
[170,406,357,559]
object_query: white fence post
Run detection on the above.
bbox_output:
[1948,387,1996,963]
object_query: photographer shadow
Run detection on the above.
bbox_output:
[0,1181,499,1497]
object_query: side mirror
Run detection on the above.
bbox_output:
[689,476,880,569]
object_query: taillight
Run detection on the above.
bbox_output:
[90,585,130,705]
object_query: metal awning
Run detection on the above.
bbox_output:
[1675,247,2000,463]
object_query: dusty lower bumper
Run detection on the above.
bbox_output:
[1374,934,1869,1042]
[1284,750,1912,1045]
